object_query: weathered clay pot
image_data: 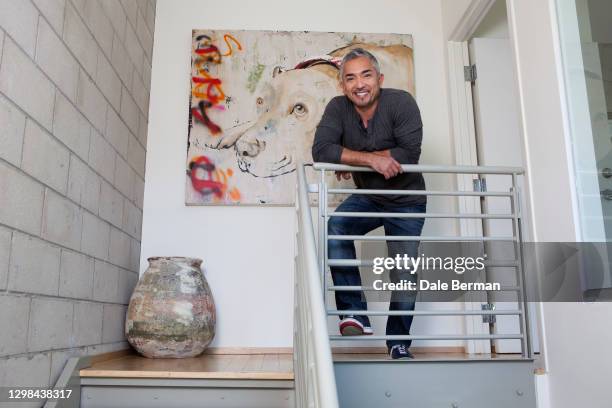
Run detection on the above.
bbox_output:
[125,257,216,358]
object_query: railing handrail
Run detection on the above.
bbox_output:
[295,164,340,408]
[313,162,525,175]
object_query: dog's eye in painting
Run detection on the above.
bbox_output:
[291,103,308,118]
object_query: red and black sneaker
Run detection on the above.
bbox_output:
[339,316,373,336]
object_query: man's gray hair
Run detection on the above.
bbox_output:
[339,48,381,79]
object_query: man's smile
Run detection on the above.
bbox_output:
[354,90,370,98]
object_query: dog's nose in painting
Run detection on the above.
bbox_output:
[237,138,265,158]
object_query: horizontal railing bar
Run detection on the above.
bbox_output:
[326,188,512,197]
[326,285,521,292]
[327,310,522,316]
[313,163,524,175]
[329,334,524,341]
[329,212,514,219]
[328,235,515,242]
[327,259,374,266]
[326,259,519,267]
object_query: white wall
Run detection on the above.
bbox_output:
[507,0,612,407]
[506,0,578,242]
[144,0,456,347]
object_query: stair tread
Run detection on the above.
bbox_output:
[80,353,294,380]
[333,351,531,362]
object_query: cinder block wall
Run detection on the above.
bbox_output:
[0,0,155,389]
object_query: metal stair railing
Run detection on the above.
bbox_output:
[311,162,532,358]
[294,164,340,408]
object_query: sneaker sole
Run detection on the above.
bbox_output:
[390,354,415,360]
[339,321,364,336]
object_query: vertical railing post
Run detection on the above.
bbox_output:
[510,174,532,358]
[318,170,326,297]
[476,171,491,355]
[322,171,329,300]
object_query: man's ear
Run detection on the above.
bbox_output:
[379,73,385,86]
[337,76,345,93]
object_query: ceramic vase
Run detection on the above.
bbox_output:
[125,257,216,358]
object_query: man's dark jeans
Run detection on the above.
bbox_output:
[328,194,426,349]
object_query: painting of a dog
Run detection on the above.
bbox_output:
[186,30,415,205]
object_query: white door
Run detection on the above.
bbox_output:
[469,37,539,353]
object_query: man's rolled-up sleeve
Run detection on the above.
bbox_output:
[312,100,343,164]
[389,93,423,165]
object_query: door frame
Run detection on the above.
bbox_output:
[447,40,491,355]
[446,0,496,356]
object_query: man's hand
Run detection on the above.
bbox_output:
[368,154,402,179]
[335,171,352,181]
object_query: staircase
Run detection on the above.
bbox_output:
[293,163,539,407]
[333,351,536,408]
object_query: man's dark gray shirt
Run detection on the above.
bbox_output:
[312,88,426,206]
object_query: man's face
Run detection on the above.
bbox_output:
[340,56,384,109]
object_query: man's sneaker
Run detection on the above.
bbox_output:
[339,316,373,336]
[339,316,374,336]
[339,316,364,336]
[389,344,414,359]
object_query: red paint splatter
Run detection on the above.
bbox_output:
[188,156,225,197]
[190,33,243,137]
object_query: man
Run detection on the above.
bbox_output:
[311,48,426,359]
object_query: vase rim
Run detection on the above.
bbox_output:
[147,256,203,266]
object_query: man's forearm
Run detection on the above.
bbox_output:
[340,148,390,166]
[340,148,401,180]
